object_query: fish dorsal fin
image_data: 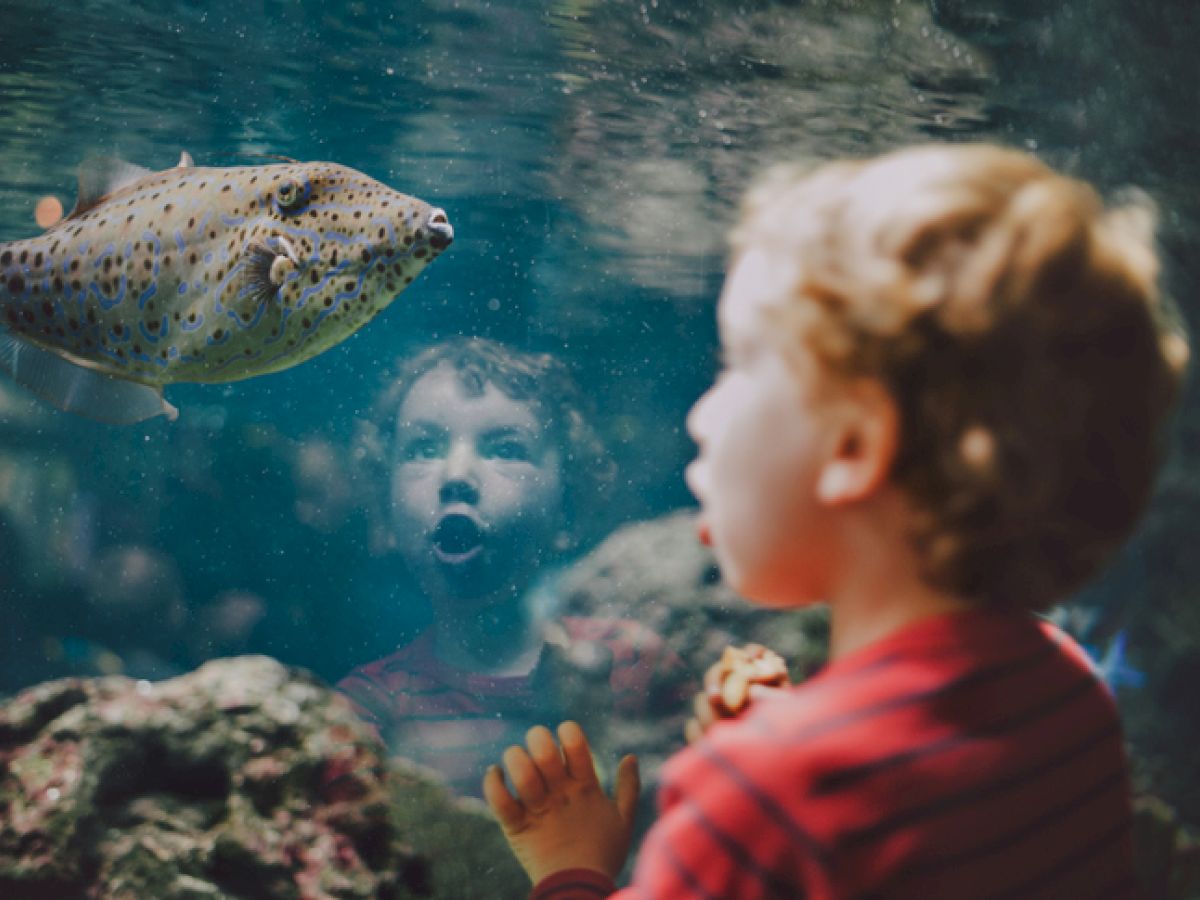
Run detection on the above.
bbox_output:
[177,151,194,168]
[67,156,155,219]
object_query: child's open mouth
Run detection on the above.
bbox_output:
[431,513,485,564]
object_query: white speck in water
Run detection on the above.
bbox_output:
[487,298,501,311]
[46,787,61,802]
[386,67,395,76]
[1025,138,1039,150]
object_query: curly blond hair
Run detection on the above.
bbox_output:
[733,144,1189,611]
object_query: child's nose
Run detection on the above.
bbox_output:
[439,441,480,504]
[686,388,716,445]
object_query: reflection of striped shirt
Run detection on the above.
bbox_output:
[534,609,1136,899]
[336,617,685,797]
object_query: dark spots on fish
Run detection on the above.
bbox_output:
[213,328,224,340]
[221,185,231,193]
[414,248,427,259]
[0,250,11,265]
[343,281,354,293]
[187,313,196,323]
[133,343,142,354]
[392,263,404,275]
[50,242,59,254]
[147,320,160,333]
[250,176,258,185]
[386,280,395,291]
[53,277,63,291]
[70,260,80,272]
[163,203,173,213]
[209,231,217,240]
[41,301,53,317]
[188,217,195,228]
[114,323,125,337]
[160,350,168,360]
[360,249,371,263]
[309,270,319,284]
[353,211,362,219]
[127,214,135,223]
[7,274,25,294]
[87,308,96,324]
[323,297,333,307]
[403,236,413,246]
[34,251,43,267]
[163,255,171,267]
[404,276,413,284]
[19,250,28,264]
[144,259,152,270]
[331,249,339,266]
[377,228,386,240]
[244,347,253,356]
[103,258,113,273]
[189,253,198,265]
[71,279,81,291]
[301,318,311,328]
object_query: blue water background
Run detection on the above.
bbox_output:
[1,0,1198,818]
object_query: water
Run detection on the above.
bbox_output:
[1,0,1197,837]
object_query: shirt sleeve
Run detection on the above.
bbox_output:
[531,869,617,899]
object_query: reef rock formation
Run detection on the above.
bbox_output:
[0,656,522,900]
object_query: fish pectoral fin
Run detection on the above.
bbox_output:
[0,331,178,424]
[245,239,296,296]
[68,157,156,219]
[177,151,195,168]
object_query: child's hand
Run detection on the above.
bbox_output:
[483,721,640,885]
[685,643,790,743]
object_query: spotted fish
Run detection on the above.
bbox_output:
[0,153,453,423]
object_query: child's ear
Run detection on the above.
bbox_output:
[816,379,899,505]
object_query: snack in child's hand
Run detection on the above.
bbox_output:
[685,643,790,742]
[710,643,790,714]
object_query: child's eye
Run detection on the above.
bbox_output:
[486,438,531,461]
[400,436,444,461]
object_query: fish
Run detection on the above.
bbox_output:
[0,152,453,423]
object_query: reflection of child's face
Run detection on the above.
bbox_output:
[388,362,565,606]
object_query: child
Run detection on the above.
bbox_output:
[483,144,1188,898]
[337,337,686,797]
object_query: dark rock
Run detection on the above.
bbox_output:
[0,656,522,900]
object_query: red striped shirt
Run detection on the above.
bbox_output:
[337,616,686,797]
[534,608,1135,899]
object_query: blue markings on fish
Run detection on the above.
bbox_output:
[0,152,453,423]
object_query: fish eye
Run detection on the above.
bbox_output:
[275,179,305,212]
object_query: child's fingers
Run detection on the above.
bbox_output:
[684,716,703,744]
[693,688,713,723]
[482,764,526,831]
[614,754,641,828]
[526,724,568,790]
[557,721,599,786]
[502,743,549,809]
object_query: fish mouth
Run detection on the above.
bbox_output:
[425,208,453,250]
[431,512,483,564]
